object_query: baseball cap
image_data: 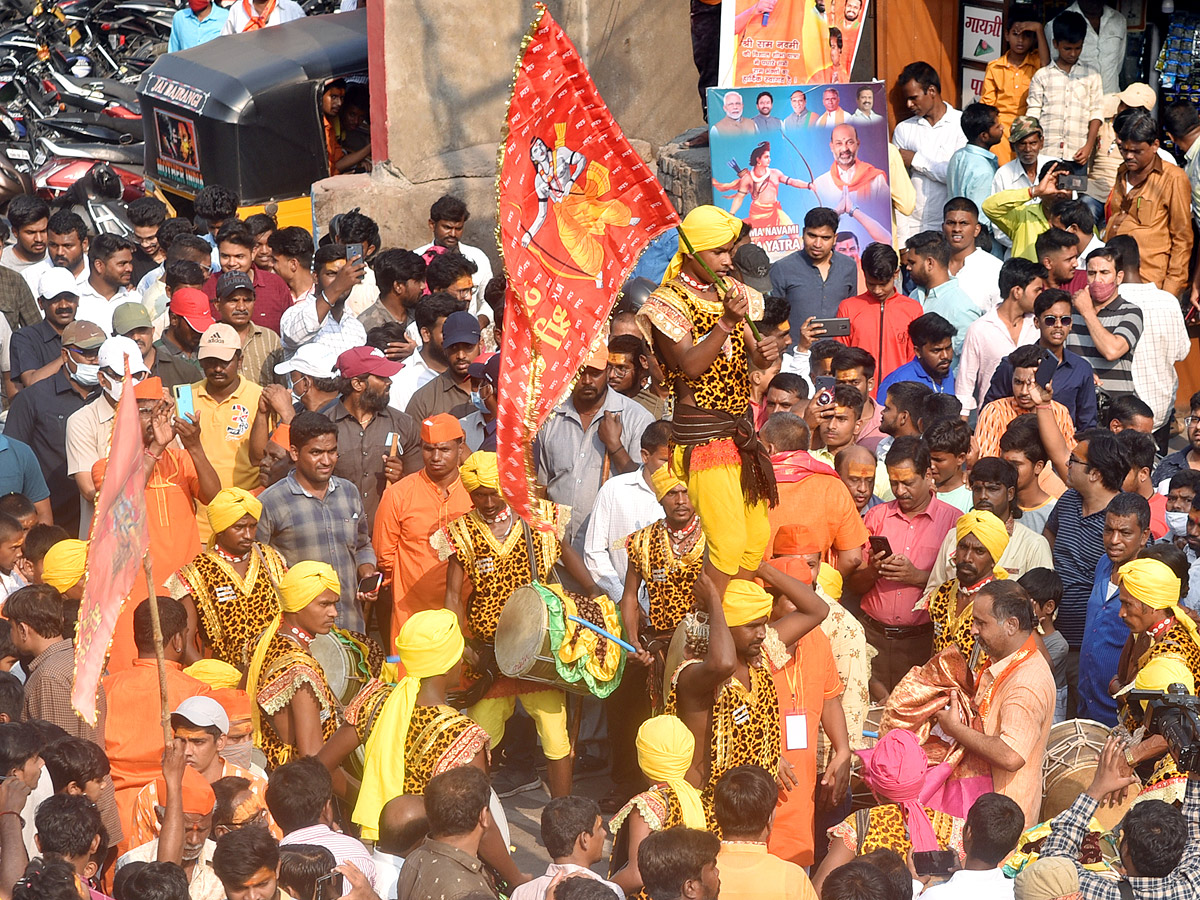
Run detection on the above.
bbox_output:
[133,376,165,401]
[442,310,482,348]
[198,323,241,361]
[582,342,608,371]
[216,270,255,299]
[273,341,338,379]
[97,336,150,377]
[1114,83,1156,112]
[1009,115,1042,144]
[170,287,217,334]
[468,351,500,385]
[733,243,771,294]
[171,695,230,734]
[61,320,106,351]
[336,346,403,379]
[38,267,79,301]
[112,301,152,336]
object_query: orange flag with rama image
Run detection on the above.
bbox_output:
[495,2,679,525]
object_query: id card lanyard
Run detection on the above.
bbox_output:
[783,643,807,751]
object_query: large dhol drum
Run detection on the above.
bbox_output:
[1042,718,1135,830]
[310,629,374,778]
[494,583,592,695]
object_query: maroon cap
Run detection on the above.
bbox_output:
[336,346,403,379]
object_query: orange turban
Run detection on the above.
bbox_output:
[209,688,253,739]
[155,765,216,815]
[133,376,165,401]
[421,413,465,444]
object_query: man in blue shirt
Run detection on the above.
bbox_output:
[169,0,229,52]
[1076,492,1151,725]
[947,103,1002,231]
[877,311,958,397]
[769,206,858,337]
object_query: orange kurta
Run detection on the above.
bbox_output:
[767,472,869,562]
[767,628,843,867]
[93,449,203,674]
[102,659,211,852]
[373,470,472,644]
[981,53,1040,166]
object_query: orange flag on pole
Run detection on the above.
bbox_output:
[72,374,149,725]
[495,2,679,526]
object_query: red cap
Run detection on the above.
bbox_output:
[170,288,216,334]
[336,346,403,379]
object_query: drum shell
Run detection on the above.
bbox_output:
[1041,718,1135,830]
[494,584,593,696]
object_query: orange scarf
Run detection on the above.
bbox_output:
[976,632,1037,719]
[828,160,886,194]
[242,0,275,30]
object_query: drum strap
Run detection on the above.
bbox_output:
[1117,881,1134,900]
[524,521,540,586]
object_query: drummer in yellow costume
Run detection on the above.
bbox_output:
[636,206,782,602]
[437,451,605,798]
[169,487,287,670]
[245,562,361,779]
[610,715,707,900]
[924,511,1010,667]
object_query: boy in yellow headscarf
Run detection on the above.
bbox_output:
[636,205,783,604]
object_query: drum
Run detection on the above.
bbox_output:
[494,584,592,695]
[1042,718,1135,830]
[310,629,373,778]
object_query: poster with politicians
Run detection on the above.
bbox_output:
[707,82,892,257]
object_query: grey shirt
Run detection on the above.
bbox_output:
[769,248,858,336]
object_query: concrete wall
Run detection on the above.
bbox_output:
[316,0,698,270]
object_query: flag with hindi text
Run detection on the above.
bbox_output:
[495,2,679,525]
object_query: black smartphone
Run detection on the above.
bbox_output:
[1056,173,1087,193]
[868,535,893,558]
[813,375,836,391]
[357,573,383,594]
[314,871,344,900]
[913,849,958,877]
[810,317,851,337]
[1035,353,1057,388]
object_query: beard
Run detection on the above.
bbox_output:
[362,386,390,414]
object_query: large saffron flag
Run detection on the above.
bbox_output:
[495,3,679,524]
[72,379,149,724]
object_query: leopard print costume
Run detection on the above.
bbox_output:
[928,581,979,662]
[253,632,341,771]
[626,519,704,633]
[636,279,763,417]
[608,785,685,900]
[829,803,965,858]
[666,657,780,828]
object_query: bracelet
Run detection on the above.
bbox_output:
[144,448,163,461]
[1035,404,1052,410]
[1125,747,1137,769]
[0,810,20,821]
[715,316,736,334]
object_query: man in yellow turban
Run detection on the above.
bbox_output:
[923,510,1011,666]
[244,561,363,774]
[635,205,783,605]
[41,538,88,600]
[167,487,286,669]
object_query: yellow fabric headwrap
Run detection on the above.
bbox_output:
[42,539,88,593]
[353,609,465,839]
[1134,654,1195,695]
[460,451,500,493]
[665,205,744,282]
[1118,558,1199,646]
[723,579,774,627]
[955,510,1010,580]
[206,487,262,546]
[651,464,685,503]
[184,659,242,690]
[278,561,340,613]
[635,715,706,829]
[816,563,844,601]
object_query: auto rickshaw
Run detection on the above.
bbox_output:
[136,9,368,230]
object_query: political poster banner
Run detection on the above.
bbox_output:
[708,81,892,257]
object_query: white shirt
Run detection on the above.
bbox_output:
[21,258,89,298]
[955,307,1038,413]
[953,248,1003,312]
[136,264,163,296]
[989,155,1054,251]
[850,109,883,123]
[345,265,378,318]
[75,283,142,335]
[414,241,495,319]
[892,102,966,241]
[387,347,438,411]
[1049,2,1127,93]
[371,848,403,900]
[279,297,367,354]
[219,0,304,34]
[1121,282,1190,428]
[281,823,377,897]
[510,863,623,900]
[117,839,224,900]
[583,468,662,605]
[920,867,1014,900]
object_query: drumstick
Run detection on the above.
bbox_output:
[567,614,637,654]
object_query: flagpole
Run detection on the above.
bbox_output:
[143,553,171,747]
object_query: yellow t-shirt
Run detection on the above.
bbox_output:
[192,376,263,537]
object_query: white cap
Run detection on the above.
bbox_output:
[38,267,79,301]
[97,335,150,377]
[171,696,230,734]
[274,341,339,379]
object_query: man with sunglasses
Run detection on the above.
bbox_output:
[983,287,1098,430]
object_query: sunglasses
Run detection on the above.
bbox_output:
[1041,315,1072,326]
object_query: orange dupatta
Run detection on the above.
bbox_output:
[241,0,276,30]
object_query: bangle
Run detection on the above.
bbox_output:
[715,316,736,334]
[0,810,20,822]
[1125,747,1137,769]
[1035,404,1051,410]
[144,448,163,461]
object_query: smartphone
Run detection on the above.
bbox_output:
[1056,173,1088,193]
[346,242,364,264]
[810,317,851,337]
[1035,353,1057,388]
[172,383,194,420]
[868,535,893,558]
[913,849,958,877]
[313,871,344,900]
[357,572,383,594]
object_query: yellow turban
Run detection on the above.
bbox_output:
[1135,654,1195,695]
[278,561,340,613]
[651,464,685,502]
[1118,558,1199,646]
[665,205,744,282]
[723,579,773,627]
[817,563,843,601]
[460,451,500,493]
[635,715,706,829]
[955,511,1010,580]
[42,540,88,593]
[354,610,466,839]
[184,659,242,690]
[206,488,262,545]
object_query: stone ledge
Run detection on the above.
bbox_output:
[657,127,711,217]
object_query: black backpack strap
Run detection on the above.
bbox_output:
[1117,880,1135,900]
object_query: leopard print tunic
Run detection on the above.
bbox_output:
[626,519,704,633]
[928,581,978,661]
[829,803,965,858]
[253,633,341,771]
[609,785,685,900]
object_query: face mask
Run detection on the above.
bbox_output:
[73,362,100,386]
[290,379,308,407]
[1088,280,1118,304]
[471,390,489,414]
[221,739,252,768]
[187,0,208,12]
[102,378,123,402]
[1166,510,1190,538]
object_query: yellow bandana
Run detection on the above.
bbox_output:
[665,205,744,281]
[650,463,685,502]
[635,715,706,829]
[206,488,262,546]
[1118,558,1199,646]
[42,539,88,593]
[460,451,500,493]
[723,579,773,627]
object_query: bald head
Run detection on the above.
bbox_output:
[835,443,876,473]
[377,794,429,856]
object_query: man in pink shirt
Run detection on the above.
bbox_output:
[847,435,960,695]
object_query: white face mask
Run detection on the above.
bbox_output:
[1166,510,1189,538]
[102,377,124,402]
[72,361,100,386]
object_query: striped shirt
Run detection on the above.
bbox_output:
[1045,489,1108,647]
[1065,295,1142,401]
